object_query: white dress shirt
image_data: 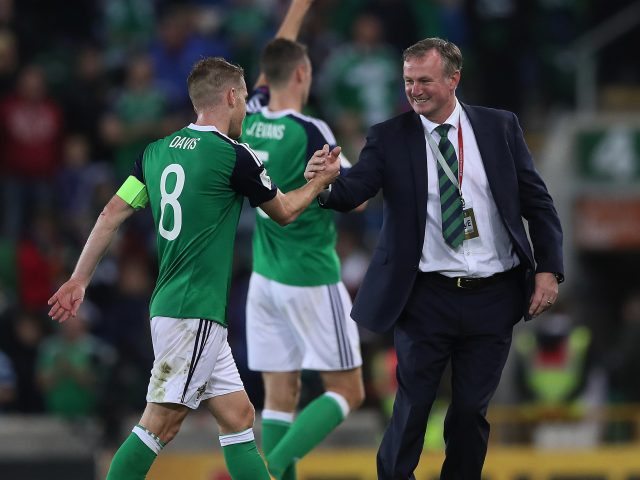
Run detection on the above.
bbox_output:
[419,99,519,277]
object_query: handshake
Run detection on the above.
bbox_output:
[305,144,341,187]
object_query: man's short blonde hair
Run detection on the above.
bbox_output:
[187,57,245,111]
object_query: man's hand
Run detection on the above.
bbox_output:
[48,278,86,323]
[306,144,340,182]
[528,272,559,317]
[309,144,340,187]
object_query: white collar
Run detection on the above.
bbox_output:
[187,123,220,132]
[260,107,298,119]
[419,98,461,135]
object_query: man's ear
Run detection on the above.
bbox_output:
[449,70,461,91]
[294,64,306,84]
[227,87,237,107]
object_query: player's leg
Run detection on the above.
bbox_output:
[267,367,365,478]
[265,282,364,479]
[261,371,300,480]
[106,316,243,480]
[106,402,189,480]
[207,390,271,480]
[107,315,208,479]
[246,273,303,480]
[206,327,271,479]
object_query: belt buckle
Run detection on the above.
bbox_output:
[456,277,463,288]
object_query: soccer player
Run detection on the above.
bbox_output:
[48,56,340,480]
[240,1,366,478]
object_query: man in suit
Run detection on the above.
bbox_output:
[306,37,563,479]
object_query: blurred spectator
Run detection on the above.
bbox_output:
[607,291,640,403]
[514,312,593,412]
[408,0,464,42]
[149,5,230,113]
[297,2,342,76]
[62,45,111,159]
[0,0,42,63]
[100,54,172,181]
[513,310,604,447]
[468,0,524,113]
[13,0,99,57]
[335,219,370,299]
[369,0,418,51]
[102,0,156,69]
[4,310,47,413]
[0,64,64,237]
[222,0,270,83]
[55,134,113,241]
[99,257,153,413]
[0,348,16,410]
[36,303,117,419]
[331,111,367,168]
[0,27,18,94]
[0,239,17,302]
[524,0,587,114]
[17,211,67,312]
[319,12,400,127]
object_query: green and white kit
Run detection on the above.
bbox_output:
[241,89,362,372]
[116,123,277,407]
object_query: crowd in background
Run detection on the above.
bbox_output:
[0,0,639,448]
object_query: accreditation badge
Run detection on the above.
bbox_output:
[462,203,480,240]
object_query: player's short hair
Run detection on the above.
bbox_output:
[403,38,463,77]
[260,38,308,88]
[187,57,245,111]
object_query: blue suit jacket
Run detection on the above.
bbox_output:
[322,105,564,333]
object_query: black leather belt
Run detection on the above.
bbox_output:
[421,266,520,290]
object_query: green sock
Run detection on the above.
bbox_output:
[266,393,347,478]
[262,413,296,480]
[221,429,271,480]
[106,426,162,480]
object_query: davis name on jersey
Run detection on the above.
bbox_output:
[169,136,200,150]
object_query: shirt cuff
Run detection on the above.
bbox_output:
[317,187,331,206]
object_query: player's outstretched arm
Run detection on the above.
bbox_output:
[261,144,340,226]
[275,0,314,41]
[48,195,135,322]
[254,0,314,88]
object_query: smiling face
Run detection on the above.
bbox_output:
[403,49,459,124]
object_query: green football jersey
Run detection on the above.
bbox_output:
[116,124,277,326]
[241,94,349,286]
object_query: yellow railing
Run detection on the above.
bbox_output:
[487,404,640,445]
[150,447,640,480]
[148,405,640,480]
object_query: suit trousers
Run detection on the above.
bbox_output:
[377,268,524,479]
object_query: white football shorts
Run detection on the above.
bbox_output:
[246,273,362,372]
[146,316,244,409]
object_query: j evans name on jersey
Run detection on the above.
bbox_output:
[244,122,285,140]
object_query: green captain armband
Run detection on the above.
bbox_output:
[116,176,149,209]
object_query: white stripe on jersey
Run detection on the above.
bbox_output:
[237,142,263,166]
